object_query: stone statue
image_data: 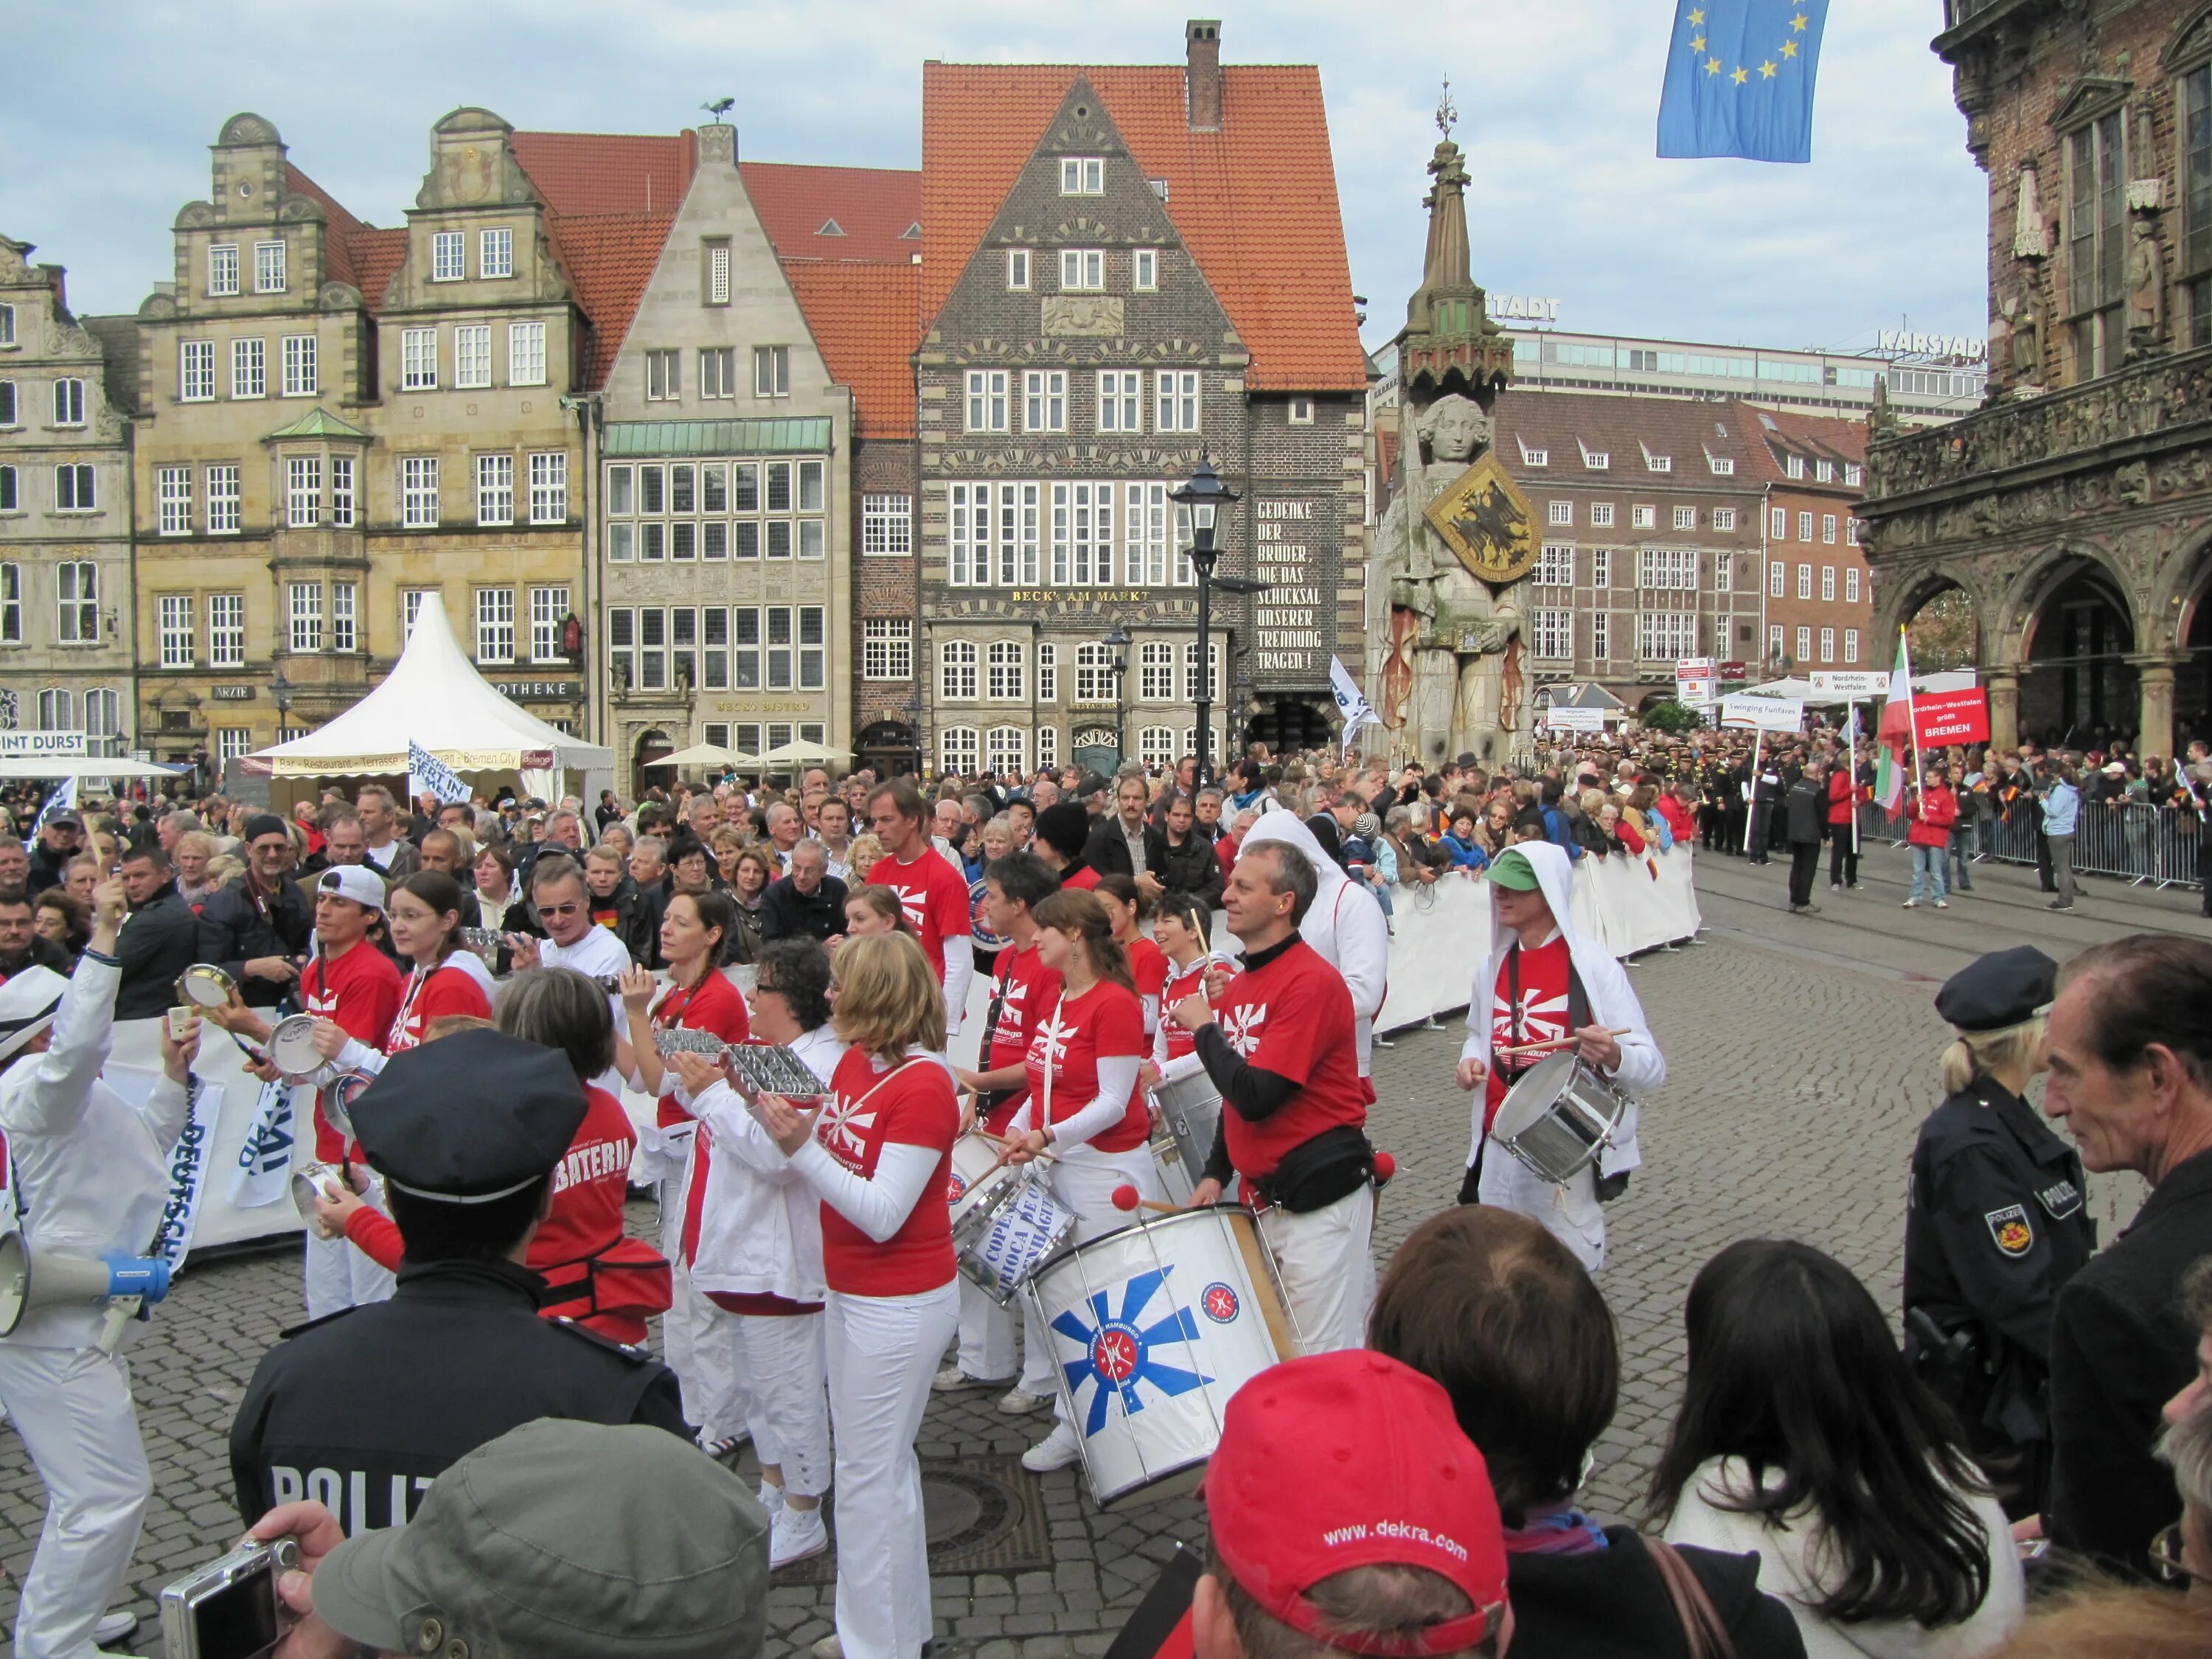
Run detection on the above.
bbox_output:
[2126,217,2166,355]
[2011,285,2045,384]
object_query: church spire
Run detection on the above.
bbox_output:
[1395,81,1512,406]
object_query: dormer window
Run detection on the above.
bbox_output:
[1844,462,1863,487]
[1707,452,1735,476]
[901,222,921,240]
[818,219,846,237]
[1150,178,1171,201]
[1518,440,1548,467]
[1579,444,1609,470]
[1060,157,1105,195]
[1815,459,1834,483]
[1785,453,1805,479]
[1641,443,1672,473]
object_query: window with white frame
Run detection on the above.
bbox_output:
[1820,566,1837,602]
[431,231,466,282]
[1643,446,1672,473]
[1845,628,1860,664]
[35,689,71,728]
[207,465,240,534]
[181,340,215,401]
[1098,371,1141,433]
[157,466,192,535]
[402,456,439,526]
[1846,518,1862,547]
[209,593,243,666]
[480,227,512,279]
[401,327,437,390]
[1844,463,1863,486]
[1714,554,1733,592]
[1182,641,1219,702]
[1139,727,1176,770]
[330,454,355,526]
[987,726,1026,776]
[476,453,514,526]
[1819,627,1836,663]
[1590,549,1611,587]
[216,726,252,766]
[50,378,84,427]
[454,325,491,389]
[1845,567,1861,604]
[1590,502,1615,527]
[1060,249,1105,291]
[939,640,978,700]
[702,238,730,305]
[1051,481,1115,584]
[1708,454,1736,476]
[82,686,118,748]
[1289,397,1313,424]
[0,563,18,643]
[1519,442,1548,467]
[159,595,194,667]
[1024,370,1067,433]
[1581,445,1610,470]
[1590,613,1611,658]
[289,582,321,652]
[330,581,357,652]
[1713,507,1736,531]
[1797,563,1812,599]
[605,456,824,567]
[281,334,316,396]
[1074,643,1116,703]
[645,349,678,400]
[1771,506,1789,539]
[1006,249,1031,291]
[753,345,789,397]
[475,587,515,663]
[1537,545,1573,585]
[285,455,320,527]
[1822,513,1837,545]
[948,481,1036,586]
[1672,505,1697,530]
[1795,625,1812,661]
[402,589,436,639]
[1037,643,1058,702]
[527,452,566,524]
[1060,157,1105,195]
[0,463,13,512]
[509,321,546,387]
[1785,453,1805,480]
[1532,609,1572,659]
[861,494,912,557]
[1037,724,1059,769]
[1815,459,1834,483]
[231,338,265,398]
[1769,560,1785,597]
[1638,548,1697,590]
[1631,504,1655,528]
[1797,511,1814,541]
[254,240,287,293]
[529,585,568,661]
[941,726,981,775]
[1138,641,1175,701]
[863,619,912,680]
[0,383,13,428]
[1548,500,1573,526]
[987,639,1026,700]
[698,347,736,399]
[1133,250,1158,291]
[1155,371,1200,433]
[966,370,1009,433]
[1638,610,1697,660]
[207,243,240,296]
[54,464,94,512]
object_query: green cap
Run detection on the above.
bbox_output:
[310,1419,768,1658]
[1488,848,1543,891]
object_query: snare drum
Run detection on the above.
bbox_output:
[267,1013,324,1079]
[953,1169,1075,1304]
[1150,1132,1195,1208]
[1152,1071,1222,1181]
[173,964,237,1009]
[947,1130,1009,1223]
[1027,1204,1297,1509]
[1490,1050,1632,1186]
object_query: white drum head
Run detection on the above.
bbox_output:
[268,1014,323,1078]
[175,964,237,1009]
[1490,1050,1578,1144]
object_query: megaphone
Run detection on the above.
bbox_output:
[0,1227,173,1345]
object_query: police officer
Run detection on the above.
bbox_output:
[228,1026,690,1532]
[1904,945,2096,1519]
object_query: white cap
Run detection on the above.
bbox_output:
[313,864,388,913]
[0,965,69,1064]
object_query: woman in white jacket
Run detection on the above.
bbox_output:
[1651,1239,2023,1659]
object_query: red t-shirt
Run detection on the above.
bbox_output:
[1026,981,1152,1155]
[301,942,403,1161]
[867,851,970,980]
[1161,955,1238,1062]
[983,942,1061,1135]
[814,1048,958,1296]
[386,961,492,1053]
[1125,937,1168,1034]
[1486,935,1573,1134]
[1655,794,1694,841]
[1060,863,1102,892]
[652,970,752,1128]
[1213,938,1364,1179]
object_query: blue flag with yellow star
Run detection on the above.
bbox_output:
[1658,0,1829,162]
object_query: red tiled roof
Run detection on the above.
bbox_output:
[1491,391,1765,491]
[546,211,679,389]
[1732,401,1868,488]
[509,131,698,219]
[920,62,1366,392]
[287,164,407,310]
[742,161,921,265]
[784,261,920,439]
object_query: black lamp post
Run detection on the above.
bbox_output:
[1103,624,1132,766]
[271,663,295,743]
[1170,453,1246,787]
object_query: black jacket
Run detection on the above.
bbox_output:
[0,936,74,982]
[621,879,669,970]
[196,876,316,1006]
[229,1258,689,1529]
[115,881,204,1020]
[2048,1148,2212,1576]
[1082,814,1152,882]
[1784,778,1826,845]
[25,838,75,895]
[761,872,849,943]
[1504,1528,1806,1659]
[1150,827,1224,913]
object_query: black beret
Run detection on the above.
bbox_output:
[1034,802,1093,860]
[1934,946,2057,1034]
[350,1029,585,1202]
[243,813,289,844]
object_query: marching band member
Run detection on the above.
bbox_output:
[617,891,754,1456]
[863,778,973,1032]
[1453,844,1663,1274]
[308,872,492,1074]
[1095,874,1168,1051]
[754,933,961,1659]
[667,938,846,1571]
[1144,897,1237,1081]
[1004,888,1171,1472]
[946,852,1061,1405]
[1169,839,1377,1354]
[1237,810,1388,1102]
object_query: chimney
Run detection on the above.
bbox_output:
[1186,19,1222,132]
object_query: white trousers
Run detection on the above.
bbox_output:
[664,1267,753,1442]
[1017,1147,1165,1411]
[1478,1140,1605,1273]
[824,1280,959,1659]
[303,1194,396,1321]
[0,1342,150,1659]
[1257,1183,1376,1354]
[735,1310,831,1498]
[955,1277,1018,1384]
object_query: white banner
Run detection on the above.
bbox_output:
[1545,706,1609,732]
[408,739,473,806]
[150,1077,227,1270]
[1719,693,1805,731]
[1809,671,1890,697]
[1329,658,1380,744]
[1675,678,1715,706]
[229,1077,302,1209]
[0,731,86,759]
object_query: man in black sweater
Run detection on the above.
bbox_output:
[759,841,847,944]
[1783,759,1826,915]
[114,846,204,1020]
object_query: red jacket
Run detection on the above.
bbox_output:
[1826,768,1857,828]
[1906,785,1958,848]
[1655,795,1694,841]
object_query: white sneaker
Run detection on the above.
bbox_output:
[811,1635,843,1659]
[757,1480,787,1519]
[94,1614,139,1646]
[1935,899,1949,909]
[771,1503,829,1568]
[932,1366,998,1394]
[1022,1419,1083,1472]
[997,1386,1051,1415]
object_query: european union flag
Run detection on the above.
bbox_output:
[1657,0,1829,163]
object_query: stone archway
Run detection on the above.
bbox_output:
[631,728,672,796]
[858,720,919,779]
[2011,557,2139,750]
[2171,538,2212,754]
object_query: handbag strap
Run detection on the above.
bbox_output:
[1644,1539,1739,1659]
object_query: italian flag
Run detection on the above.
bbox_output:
[1874,630,1914,815]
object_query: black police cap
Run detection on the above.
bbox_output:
[1934,945,2057,1034]
[350,1028,586,1203]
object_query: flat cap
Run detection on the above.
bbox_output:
[1935,945,2056,1034]
[350,1028,585,1202]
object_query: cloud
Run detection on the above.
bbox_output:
[2,0,1983,355]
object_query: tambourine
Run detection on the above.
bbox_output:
[323,1068,375,1142]
[289,1160,346,1221]
[267,1013,324,1079]
[173,964,237,1009]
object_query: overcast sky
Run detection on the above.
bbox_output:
[4,0,1986,356]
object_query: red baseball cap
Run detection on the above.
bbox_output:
[1206,1351,1508,1656]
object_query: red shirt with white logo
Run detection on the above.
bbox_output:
[1212,937,1363,1179]
[983,942,1060,1135]
[386,961,491,1054]
[1486,936,1571,1134]
[1125,936,1168,1036]
[1161,955,1239,1062]
[530,1084,643,1338]
[866,850,971,981]
[814,1048,958,1296]
[1026,980,1150,1154]
[301,941,403,1161]
[652,970,752,1128]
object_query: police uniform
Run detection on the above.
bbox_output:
[228,1029,690,1531]
[1902,947,2095,1518]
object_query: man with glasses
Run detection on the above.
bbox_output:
[508,857,631,1094]
[196,813,314,1006]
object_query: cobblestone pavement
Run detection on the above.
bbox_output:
[3,842,2200,1657]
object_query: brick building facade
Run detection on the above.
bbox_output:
[1738,407,1873,675]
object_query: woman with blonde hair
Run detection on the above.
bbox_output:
[1903,946,2096,1523]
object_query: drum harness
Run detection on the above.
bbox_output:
[1500,944,1630,1205]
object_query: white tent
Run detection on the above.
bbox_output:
[0,756,189,781]
[247,594,614,777]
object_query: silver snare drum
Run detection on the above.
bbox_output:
[1490,1051,1632,1186]
[1152,1070,1222,1180]
[953,1168,1076,1305]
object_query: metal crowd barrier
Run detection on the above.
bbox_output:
[1854,800,2204,889]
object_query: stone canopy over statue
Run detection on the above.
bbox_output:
[1374,88,1534,765]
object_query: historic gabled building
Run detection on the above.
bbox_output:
[914,21,1370,777]
[0,240,136,751]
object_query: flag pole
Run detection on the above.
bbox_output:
[1742,724,1764,855]
[1900,626,1925,792]
[1848,699,1862,856]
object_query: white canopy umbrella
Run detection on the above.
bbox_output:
[755,738,850,768]
[0,756,189,781]
[246,594,613,777]
[645,743,762,770]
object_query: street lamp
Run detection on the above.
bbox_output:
[1170,453,1248,787]
[271,663,294,743]
[1103,625,1132,767]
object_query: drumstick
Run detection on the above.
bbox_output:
[1493,1026,1631,1059]
[1110,1184,1180,1215]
